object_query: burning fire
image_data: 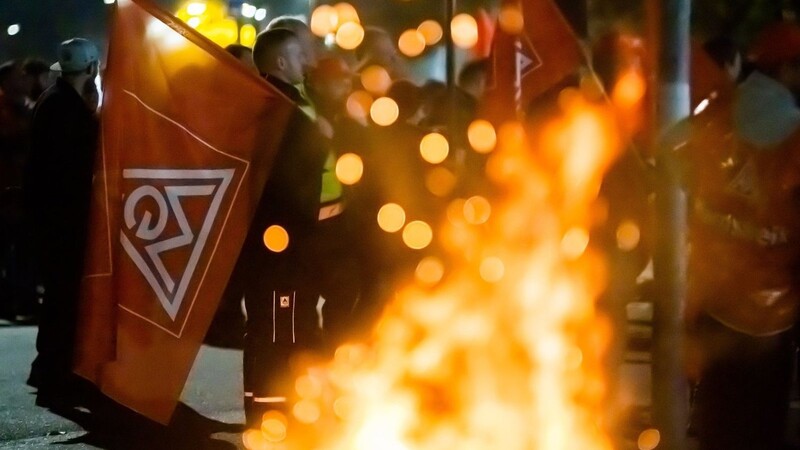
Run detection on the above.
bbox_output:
[245,87,622,450]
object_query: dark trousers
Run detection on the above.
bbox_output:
[29,245,84,393]
[690,315,794,450]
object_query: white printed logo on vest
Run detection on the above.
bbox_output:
[120,169,235,321]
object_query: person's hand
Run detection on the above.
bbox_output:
[317,116,334,139]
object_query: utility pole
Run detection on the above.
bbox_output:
[649,0,690,448]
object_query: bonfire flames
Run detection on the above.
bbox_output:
[244,86,623,450]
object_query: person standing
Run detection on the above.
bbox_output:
[24,38,100,408]
[682,21,800,450]
[239,28,338,428]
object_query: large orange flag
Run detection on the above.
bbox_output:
[74,0,294,423]
[480,0,585,124]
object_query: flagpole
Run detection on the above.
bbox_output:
[650,0,690,447]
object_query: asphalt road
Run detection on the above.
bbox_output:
[0,322,246,450]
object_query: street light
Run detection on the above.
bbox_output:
[7,24,20,36]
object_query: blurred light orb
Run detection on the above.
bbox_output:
[377,203,406,232]
[187,17,201,28]
[310,5,338,37]
[254,8,267,21]
[403,220,433,250]
[398,29,426,57]
[239,24,257,48]
[446,198,467,225]
[613,68,646,109]
[186,2,207,15]
[463,195,491,225]
[333,396,355,420]
[261,413,286,442]
[498,4,524,34]
[334,2,360,24]
[103,0,116,4]
[415,256,445,285]
[561,227,590,259]
[242,429,267,450]
[241,3,257,18]
[419,132,449,164]
[295,374,323,399]
[335,153,364,185]
[480,256,505,282]
[425,167,457,197]
[336,21,364,49]
[360,65,392,95]
[6,24,19,36]
[580,73,606,101]
[263,225,289,253]
[467,119,497,153]
[616,220,641,251]
[637,428,661,450]
[370,97,399,126]
[451,13,479,49]
[293,399,321,424]
[346,90,374,121]
[417,20,443,46]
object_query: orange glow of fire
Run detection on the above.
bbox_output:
[245,90,622,450]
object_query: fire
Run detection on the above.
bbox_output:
[245,90,621,449]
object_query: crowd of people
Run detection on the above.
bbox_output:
[5,9,800,450]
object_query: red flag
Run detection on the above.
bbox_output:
[480,0,585,124]
[74,0,294,423]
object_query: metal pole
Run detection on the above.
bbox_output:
[651,0,690,448]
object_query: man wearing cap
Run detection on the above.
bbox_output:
[24,37,100,408]
[681,21,800,450]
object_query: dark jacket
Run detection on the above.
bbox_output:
[23,77,98,270]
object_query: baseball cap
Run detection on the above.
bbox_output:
[50,38,99,73]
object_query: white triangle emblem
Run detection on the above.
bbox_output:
[120,168,235,321]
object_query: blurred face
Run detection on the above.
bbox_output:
[279,38,308,85]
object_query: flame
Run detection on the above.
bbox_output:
[246,91,621,449]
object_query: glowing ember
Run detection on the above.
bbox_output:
[263,89,621,450]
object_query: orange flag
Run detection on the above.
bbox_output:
[74,0,294,423]
[481,0,585,124]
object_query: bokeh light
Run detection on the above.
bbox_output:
[239,24,257,48]
[334,2,360,24]
[346,90,374,121]
[370,97,399,126]
[467,119,497,153]
[293,399,322,424]
[402,220,433,250]
[415,256,445,285]
[260,410,288,442]
[263,225,289,253]
[616,220,641,251]
[335,153,364,185]
[295,374,323,399]
[186,2,207,16]
[417,20,443,46]
[419,132,450,164]
[637,428,661,450]
[479,256,505,282]
[242,428,267,450]
[451,13,479,49]
[425,167,457,197]
[398,29,426,57]
[310,5,338,37]
[377,203,406,232]
[463,195,491,225]
[561,227,590,259]
[360,65,392,95]
[498,4,525,34]
[336,21,365,50]
[612,68,646,109]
